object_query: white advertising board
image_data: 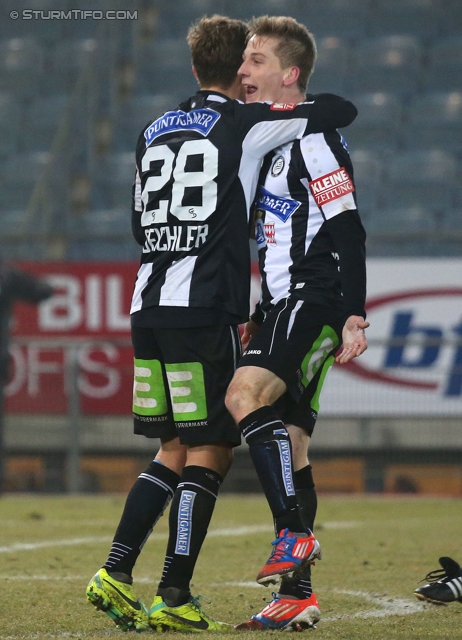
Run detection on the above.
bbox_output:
[319,259,462,416]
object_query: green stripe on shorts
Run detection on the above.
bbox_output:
[165,362,207,422]
[133,358,168,416]
[300,325,339,389]
[310,355,335,413]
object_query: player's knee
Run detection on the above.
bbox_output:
[156,439,187,475]
[225,378,255,423]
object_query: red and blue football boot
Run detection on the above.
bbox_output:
[235,593,321,631]
[256,528,321,586]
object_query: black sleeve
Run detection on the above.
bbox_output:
[250,301,265,326]
[306,93,358,132]
[323,209,367,324]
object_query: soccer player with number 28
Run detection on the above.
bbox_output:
[86,15,357,633]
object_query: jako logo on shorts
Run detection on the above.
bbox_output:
[175,490,196,555]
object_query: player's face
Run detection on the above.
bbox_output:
[238,35,288,103]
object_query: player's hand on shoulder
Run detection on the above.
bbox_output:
[336,315,370,364]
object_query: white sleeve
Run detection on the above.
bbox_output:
[243,118,308,159]
[301,133,356,220]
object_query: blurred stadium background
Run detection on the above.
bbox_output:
[1,0,462,496]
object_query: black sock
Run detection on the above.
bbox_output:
[294,465,317,533]
[278,467,317,600]
[103,460,180,576]
[157,465,222,600]
[279,563,313,600]
[240,406,303,534]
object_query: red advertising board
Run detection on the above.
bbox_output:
[6,262,139,415]
[5,261,261,416]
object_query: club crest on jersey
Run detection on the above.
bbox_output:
[271,155,285,177]
[309,167,354,207]
[144,108,221,146]
[270,102,297,110]
[255,186,301,223]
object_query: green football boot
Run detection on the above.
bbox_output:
[149,595,230,632]
[86,568,149,632]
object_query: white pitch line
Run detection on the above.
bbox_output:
[319,520,360,530]
[210,584,426,622]
[322,589,425,621]
[0,536,113,553]
[0,524,272,554]
[0,578,425,626]
[0,521,360,554]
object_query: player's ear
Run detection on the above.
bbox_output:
[283,66,300,88]
[192,65,198,81]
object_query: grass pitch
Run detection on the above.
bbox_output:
[1,494,462,639]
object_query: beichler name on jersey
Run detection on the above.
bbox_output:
[309,167,354,207]
[142,224,209,253]
[144,108,221,146]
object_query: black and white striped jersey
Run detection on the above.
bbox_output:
[129,90,357,327]
[255,129,366,318]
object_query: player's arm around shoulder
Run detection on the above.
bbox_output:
[234,94,357,157]
[306,93,358,131]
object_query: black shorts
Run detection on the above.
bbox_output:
[131,324,242,446]
[237,298,343,436]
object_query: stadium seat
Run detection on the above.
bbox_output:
[157,0,227,35]
[439,0,462,36]
[403,92,462,151]
[114,93,182,151]
[381,149,457,214]
[67,237,140,261]
[349,36,423,96]
[225,0,300,21]
[95,153,136,210]
[46,39,99,93]
[365,0,439,38]
[349,148,383,217]
[292,0,368,39]
[0,209,29,237]
[135,38,197,96]
[67,208,131,235]
[441,207,462,232]
[346,92,403,152]
[367,205,437,235]
[66,206,137,260]
[424,37,462,93]
[307,36,350,96]
[0,0,63,43]
[0,37,44,97]
[0,91,21,155]
[0,151,51,211]
[22,95,68,151]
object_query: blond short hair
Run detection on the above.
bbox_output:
[248,15,317,92]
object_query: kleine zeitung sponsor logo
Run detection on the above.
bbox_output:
[309,167,354,206]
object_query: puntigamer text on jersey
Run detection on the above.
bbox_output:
[144,109,221,146]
